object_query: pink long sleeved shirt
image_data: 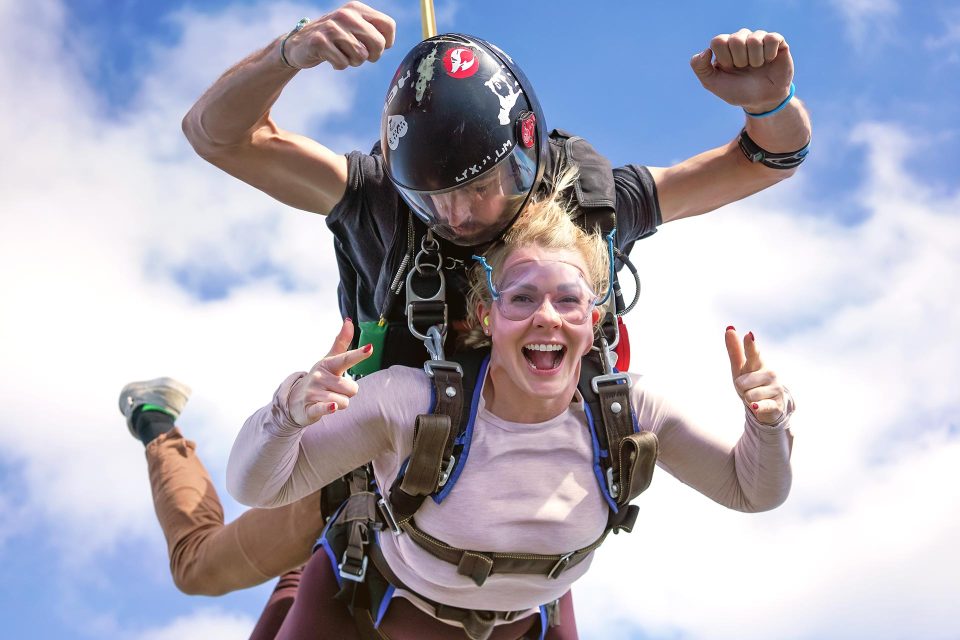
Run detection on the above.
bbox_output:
[227,365,794,612]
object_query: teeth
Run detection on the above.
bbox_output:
[523,344,563,352]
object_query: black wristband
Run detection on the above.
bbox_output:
[738,128,810,170]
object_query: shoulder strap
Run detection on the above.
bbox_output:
[387,349,489,523]
[578,353,658,510]
[545,129,617,237]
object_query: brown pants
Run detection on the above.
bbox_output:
[146,427,326,596]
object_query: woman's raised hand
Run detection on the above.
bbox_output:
[289,319,374,427]
[724,327,786,426]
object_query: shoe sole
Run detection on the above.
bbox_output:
[118,377,193,438]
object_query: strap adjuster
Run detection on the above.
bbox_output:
[423,360,463,378]
[547,552,575,579]
[377,496,401,535]
[591,372,632,394]
[606,466,620,500]
[338,553,368,582]
[437,455,456,488]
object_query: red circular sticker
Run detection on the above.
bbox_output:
[443,47,479,78]
[518,112,537,148]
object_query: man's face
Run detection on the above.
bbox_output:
[430,171,512,245]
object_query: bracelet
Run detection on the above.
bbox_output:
[744,82,795,118]
[280,17,310,70]
[738,128,809,170]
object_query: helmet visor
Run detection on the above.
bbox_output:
[397,144,537,246]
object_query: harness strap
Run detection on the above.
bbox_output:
[392,365,465,521]
[618,431,659,504]
[596,382,637,507]
[367,543,548,640]
[397,518,613,587]
[339,468,377,582]
[397,414,451,497]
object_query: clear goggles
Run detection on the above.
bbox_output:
[397,145,537,246]
[475,258,601,325]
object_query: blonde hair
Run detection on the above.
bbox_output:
[462,167,610,349]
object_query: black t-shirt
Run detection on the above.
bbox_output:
[326,142,661,366]
[326,147,662,328]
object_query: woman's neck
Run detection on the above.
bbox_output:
[482,365,579,423]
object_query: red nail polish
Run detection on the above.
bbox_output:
[726,326,735,332]
[344,317,352,323]
[747,332,755,341]
[329,403,337,412]
[751,403,759,411]
[363,344,373,353]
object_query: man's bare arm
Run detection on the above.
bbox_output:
[652,29,812,224]
[181,2,395,215]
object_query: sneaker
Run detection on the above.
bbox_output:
[118,377,192,439]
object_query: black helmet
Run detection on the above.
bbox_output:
[381,34,548,246]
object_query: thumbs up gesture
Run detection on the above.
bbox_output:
[725,327,786,426]
[289,319,374,427]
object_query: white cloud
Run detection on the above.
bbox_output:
[829,0,899,47]
[924,7,960,64]
[0,0,357,560]
[576,122,960,638]
[135,609,256,640]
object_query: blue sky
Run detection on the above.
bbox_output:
[1,1,959,639]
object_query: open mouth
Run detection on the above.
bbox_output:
[522,343,566,372]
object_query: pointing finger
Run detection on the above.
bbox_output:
[743,331,764,374]
[322,344,374,378]
[725,326,745,378]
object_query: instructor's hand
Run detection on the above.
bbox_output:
[284,2,396,71]
[724,327,786,426]
[690,29,794,113]
[289,319,374,426]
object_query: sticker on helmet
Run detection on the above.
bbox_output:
[518,112,536,148]
[415,47,438,104]
[387,115,408,150]
[484,68,523,126]
[443,47,479,78]
[384,69,412,110]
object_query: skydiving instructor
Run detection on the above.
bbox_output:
[182,1,811,242]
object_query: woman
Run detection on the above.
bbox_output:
[227,181,795,639]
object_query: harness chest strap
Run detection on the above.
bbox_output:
[365,542,552,640]
[397,508,639,588]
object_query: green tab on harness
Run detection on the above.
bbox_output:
[350,321,387,377]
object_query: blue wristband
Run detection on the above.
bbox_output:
[744,82,796,118]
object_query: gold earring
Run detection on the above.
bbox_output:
[483,316,490,326]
